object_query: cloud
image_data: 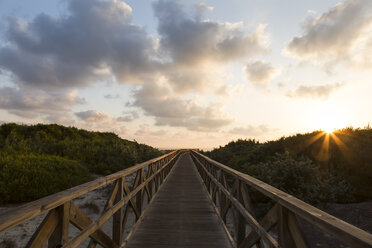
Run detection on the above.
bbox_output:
[0,0,157,89]
[155,115,232,132]
[153,0,269,66]
[0,0,270,97]
[45,114,76,125]
[245,61,278,86]
[104,94,121,99]
[75,110,111,123]
[72,109,131,136]
[149,0,270,94]
[132,83,232,131]
[196,2,214,12]
[230,124,274,136]
[285,0,372,68]
[0,87,85,118]
[117,116,133,122]
[117,111,139,122]
[134,125,168,136]
[161,65,222,93]
[286,83,344,99]
[0,0,271,92]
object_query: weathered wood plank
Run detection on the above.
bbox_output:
[113,178,124,245]
[122,155,176,247]
[278,205,296,248]
[26,209,59,248]
[287,210,309,248]
[48,201,71,247]
[69,203,117,248]
[239,203,278,248]
[125,154,233,248]
[123,179,141,219]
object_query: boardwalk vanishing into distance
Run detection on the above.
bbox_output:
[126,153,232,248]
[0,150,371,248]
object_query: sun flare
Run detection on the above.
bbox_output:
[307,103,347,135]
[323,127,335,134]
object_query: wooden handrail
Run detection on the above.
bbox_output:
[0,150,183,247]
[191,150,372,248]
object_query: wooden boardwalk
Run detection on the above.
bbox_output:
[126,153,233,248]
[2,150,371,248]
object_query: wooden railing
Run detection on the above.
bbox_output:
[0,150,182,248]
[190,150,372,248]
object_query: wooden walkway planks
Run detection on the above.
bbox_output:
[126,153,233,248]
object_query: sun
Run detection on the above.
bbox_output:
[307,103,347,135]
[323,127,334,134]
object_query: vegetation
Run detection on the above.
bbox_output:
[0,123,162,203]
[204,127,372,204]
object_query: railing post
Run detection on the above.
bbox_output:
[113,178,124,245]
[220,171,227,223]
[232,180,245,245]
[135,168,144,221]
[48,201,70,248]
[278,205,297,248]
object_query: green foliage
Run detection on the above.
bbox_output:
[204,128,372,204]
[253,153,352,204]
[0,123,162,174]
[0,149,91,203]
[0,123,162,203]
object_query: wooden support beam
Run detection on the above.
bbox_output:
[121,204,131,235]
[105,180,120,210]
[221,179,239,221]
[278,205,296,248]
[87,179,121,248]
[26,209,59,248]
[123,179,141,219]
[113,178,124,245]
[286,209,309,248]
[219,172,228,223]
[69,203,118,248]
[49,202,71,247]
[233,180,246,246]
[239,204,279,248]
[135,169,144,221]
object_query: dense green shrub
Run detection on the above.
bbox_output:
[0,123,162,175]
[251,153,353,204]
[0,123,163,203]
[0,149,91,203]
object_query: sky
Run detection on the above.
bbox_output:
[0,0,371,149]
